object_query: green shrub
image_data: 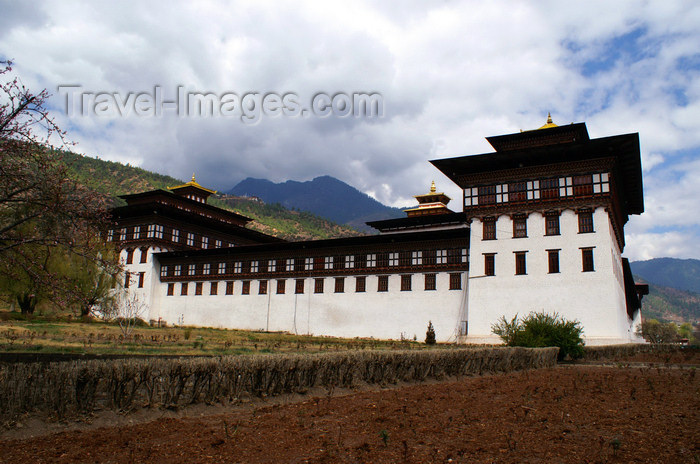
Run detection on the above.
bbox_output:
[492,312,584,361]
[425,321,436,345]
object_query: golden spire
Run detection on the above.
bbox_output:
[537,112,558,130]
[191,172,196,182]
[430,180,436,193]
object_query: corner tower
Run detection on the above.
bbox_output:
[431,115,645,345]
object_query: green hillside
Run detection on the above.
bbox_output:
[635,277,700,323]
[61,152,362,241]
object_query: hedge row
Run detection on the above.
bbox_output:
[0,347,557,422]
[582,343,680,361]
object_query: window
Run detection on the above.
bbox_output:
[133,226,141,239]
[508,181,527,202]
[436,250,447,265]
[218,262,226,274]
[199,263,208,275]
[582,248,595,272]
[174,265,181,277]
[226,281,234,295]
[345,255,355,269]
[180,282,188,295]
[411,251,422,266]
[389,252,399,266]
[120,227,127,240]
[167,283,174,296]
[126,249,134,264]
[161,265,169,278]
[578,210,594,233]
[483,217,496,240]
[355,276,366,292]
[461,248,468,263]
[515,252,527,275]
[513,215,527,238]
[140,247,148,263]
[540,178,559,199]
[250,261,259,273]
[449,273,462,290]
[305,258,313,271]
[138,272,145,288]
[172,228,180,243]
[295,279,305,294]
[155,225,163,239]
[314,278,324,293]
[378,275,389,292]
[548,250,560,274]
[124,271,131,288]
[484,253,495,276]
[424,273,436,291]
[202,237,209,249]
[107,229,114,241]
[335,277,345,293]
[277,279,286,294]
[259,280,268,295]
[186,233,194,246]
[478,185,496,205]
[545,213,560,236]
[234,262,242,274]
[401,274,412,291]
[241,281,250,294]
[324,256,333,270]
[188,264,196,276]
[367,254,377,268]
[210,282,218,295]
[573,174,594,196]
[286,259,294,272]
[215,239,222,248]
[195,282,203,295]
[268,259,277,273]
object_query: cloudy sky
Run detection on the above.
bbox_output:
[2,0,699,261]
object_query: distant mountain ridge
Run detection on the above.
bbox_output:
[228,176,405,232]
[631,258,700,294]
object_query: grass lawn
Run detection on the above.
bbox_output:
[0,311,429,356]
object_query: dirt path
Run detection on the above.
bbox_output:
[2,365,698,463]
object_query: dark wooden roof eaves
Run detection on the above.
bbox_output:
[156,228,469,260]
[118,189,252,224]
[486,123,590,152]
[430,133,644,216]
[367,212,469,231]
[111,203,283,244]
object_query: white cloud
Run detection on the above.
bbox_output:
[2,0,700,257]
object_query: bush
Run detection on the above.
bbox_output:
[636,319,679,344]
[492,312,584,361]
[425,321,436,345]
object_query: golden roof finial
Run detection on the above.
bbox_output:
[537,112,558,130]
[430,180,436,193]
[191,172,196,182]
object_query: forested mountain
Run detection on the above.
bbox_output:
[631,258,700,294]
[229,176,405,232]
[61,152,361,241]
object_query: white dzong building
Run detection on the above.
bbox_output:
[110,117,647,344]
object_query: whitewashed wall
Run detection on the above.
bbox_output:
[150,272,467,342]
[466,207,638,345]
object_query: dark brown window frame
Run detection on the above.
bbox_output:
[483,217,496,240]
[578,210,594,233]
[547,249,560,274]
[400,274,412,291]
[334,277,345,293]
[484,253,495,276]
[195,282,203,295]
[225,281,234,295]
[449,273,462,290]
[545,212,560,236]
[180,282,188,296]
[581,247,595,272]
[355,276,366,293]
[513,214,527,238]
[424,273,436,291]
[295,279,305,294]
[167,283,175,296]
[378,275,389,292]
[259,280,268,295]
[210,281,218,295]
[277,279,286,294]
[515,251,527,275]
[314,278,324,294]
[241,281,250,295]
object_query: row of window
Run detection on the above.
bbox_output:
[482,209,594,240]
[465,173,610,207]
[482,247,595,276]
[108,224,232,250]
[160,248,468,279]
[166,273,464,296]
[124,271,145,288]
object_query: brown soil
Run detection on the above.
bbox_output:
[1,364,698,464]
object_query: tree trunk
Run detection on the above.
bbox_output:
[17,293,37,315]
